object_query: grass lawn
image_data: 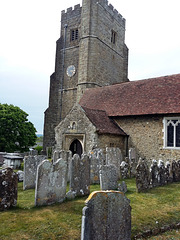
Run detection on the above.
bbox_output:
[0,179,180,239]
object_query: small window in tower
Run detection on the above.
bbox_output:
[111,30,116,44]
[71,29,79,41]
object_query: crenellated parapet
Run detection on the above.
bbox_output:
[61,4,82,20]
[97,0,125,27]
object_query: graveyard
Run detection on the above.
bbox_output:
[0,177,180,239]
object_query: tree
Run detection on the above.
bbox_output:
[0,103,37,152]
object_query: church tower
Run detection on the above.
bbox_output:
[43,0,129,150]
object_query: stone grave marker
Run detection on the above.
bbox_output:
[23,155,47,190]
[89,148,104,184]
[68,154,90,197]
[81,191,131,240]
[99,164,118,190]
[35,158,67,206]
[0,168,18,211]
[136,158,150,192]
[106,147,122,178]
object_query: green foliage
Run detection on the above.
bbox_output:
[34,145,43,155]
[0,103,37,152]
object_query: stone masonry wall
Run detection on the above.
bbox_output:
[116,115,180,163]
[55,104,98,153]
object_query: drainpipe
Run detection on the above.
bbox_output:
[126,135,129,157]
[60,24,68,121]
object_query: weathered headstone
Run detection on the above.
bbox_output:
[53,150,72,181]
[150,159,159,187]
[118,181,128,193]
[136,158,150,192]
[69,154,90,197]
[0,168,18,211]
[99,164,118,190]
[17,170,24,182]
[23,155,46,190]
[81,191,131,240]
[120,161,129,179]
[129,148,137,177]
[89,148,104,184]
[106,147,122,178]
[165,161,172,183]
[35,158,67,206]
[158,160,166,186]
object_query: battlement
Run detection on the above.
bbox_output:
[97,0,126,27]
[61,4,82,20]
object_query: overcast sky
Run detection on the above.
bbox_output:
[0,0,180,134]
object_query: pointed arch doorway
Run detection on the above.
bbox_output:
[69,139,83,156]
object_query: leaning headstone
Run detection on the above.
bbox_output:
[150,159,159,187]
[106,147,122,178]
[0,168,18,211]
[81,191,131,240]
[23,155,46,190]
[35,158,67,206]
[99,164,118,190]
[136,158,150,192]
[69,154,90,197]
[89,149,104,184]
[118,181,128,193]
[120,161,129,179]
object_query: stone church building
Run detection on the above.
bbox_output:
[43,0,180,162]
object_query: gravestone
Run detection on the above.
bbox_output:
[165,161,172,183]
[120,161,129,179]
[69,154,90,197]
[17,170,24,182]
[106,147,122,178]
[176,160,180,181]
[35,158,67,206]
[99,165,118,190]
[129,148,137,177]
[23,155,46,190]
[89,148,104,184]
[150,159,159,187]
[118,181,127,193]
[0,168,18,211]
[158,160,166,185]
[53,150,72,181]
[136,158,150,192]
[81,191,131,240]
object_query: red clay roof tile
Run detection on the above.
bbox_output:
[80,73,180,116]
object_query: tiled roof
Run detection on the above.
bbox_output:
[80,74,180,116]
[82,107,127,135]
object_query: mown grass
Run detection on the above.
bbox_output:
[0,179,180,239]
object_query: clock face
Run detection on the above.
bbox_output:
[67,65,76,77]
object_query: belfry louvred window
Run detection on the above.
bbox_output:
[71,29,78,41]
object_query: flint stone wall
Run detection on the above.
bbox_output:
[69,154,90,197]
[81,191,131,240]
[23,155,47,190]
[35,158,67,206]
[100,164,118,190]
[0,168,18,211]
